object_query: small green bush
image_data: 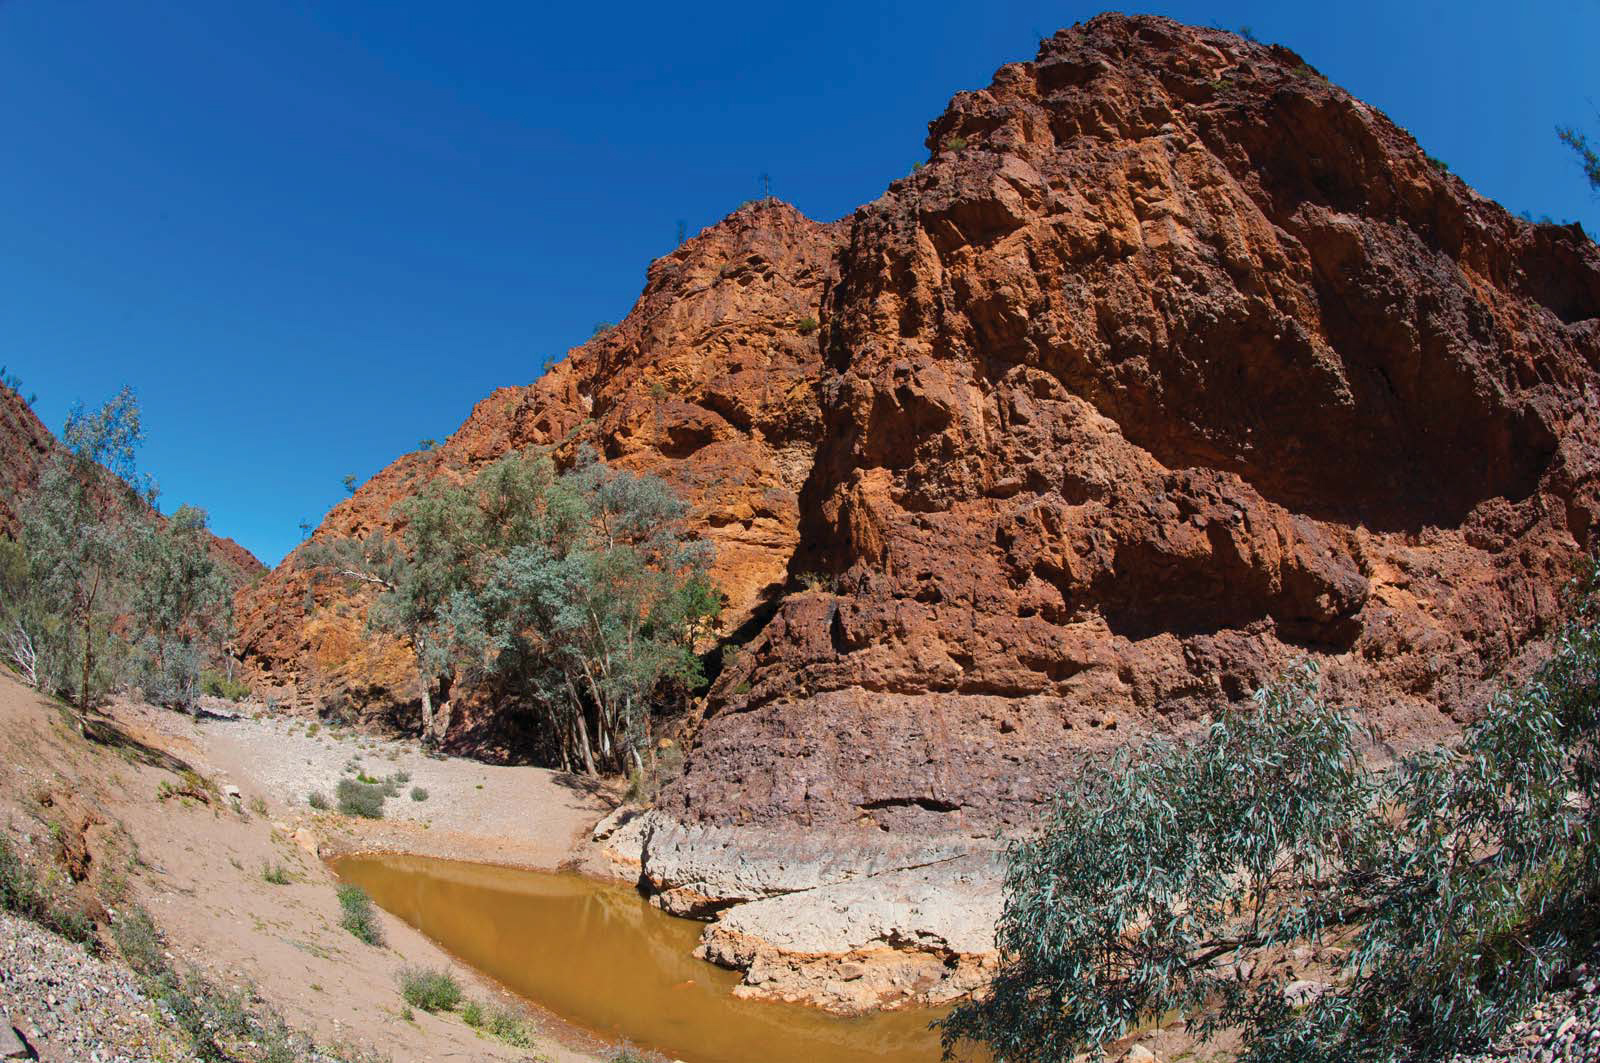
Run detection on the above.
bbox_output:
[306,790,330,810]
[335,778,386,819]
[410,786,429,802]
[795,316,819,335]
[610,1045,664,1063]
[336,884,384,946]
[261,862,292,885]
[200,669,251,701]
[0,834,96,945]
[111,905,168,979]
[461,999,485,1027]
[485,1002,535,1046]
[398,966,461,1012]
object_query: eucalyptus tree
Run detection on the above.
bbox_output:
[128,504,232,711]
[304,448,718,765]
[18,388,150,717]
[480,453,719,774]
[943,561,1600,1063]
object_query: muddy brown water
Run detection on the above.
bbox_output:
[332,852,955,1063]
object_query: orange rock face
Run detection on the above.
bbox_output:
[241,16,1600,850]
[660,16,1600,834]
[233,203,842,716]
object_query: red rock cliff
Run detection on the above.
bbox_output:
[660,15,1600,835]
[233,203,842,713]
[239,16,1600,847]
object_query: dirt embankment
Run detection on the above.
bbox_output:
[0,674,619,1063]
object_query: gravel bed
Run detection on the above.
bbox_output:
[0,910,195,1063]
[1449,956,1600,1063]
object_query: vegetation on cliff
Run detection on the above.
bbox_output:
[1,388,236,717]
[945,560,1600,1063]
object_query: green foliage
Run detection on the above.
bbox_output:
[477,1001,536,1046]
[335,778,387,819]
[128,503,233,712]
[342,473,359,494]
[942,134,967,152]
[418,438,437,451]
[261,862,292,885]
[1558,124,1600,190]
[410,786,429,802]
[307,448,720,774]
[0,365,37,405]
[306,790,330,810]
[398,966,461,1012]
[13,388,149,710]
[111,905,168,977]
[337,883,384,945]
[942,561,1600,1063]
[2,390,235,716]
[795,316,820,335]
[0,833,96,944]
[1426,153,1451,173]
[201,669,251,701]
[459,998,539,1049]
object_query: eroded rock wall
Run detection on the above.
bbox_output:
[234,204,842,719]
[659,15,1600,847]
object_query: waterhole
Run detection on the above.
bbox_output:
[331,852,951,1063]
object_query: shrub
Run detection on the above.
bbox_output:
[795,316,819,335]
[610,1045,665,1063]
[398,966,461,1012]
[941,560,1600,1063]
[0,834,96,944]
[478,1001,535,1047]
[336,884,384,946]
[201,669,251,701]
[261,862,292,885]
[461,999,485,1027]
[306,790,330,810]
[112,906,174,983]
[335,778,386,819]
[410,786,429,802]
[942,134,967,152]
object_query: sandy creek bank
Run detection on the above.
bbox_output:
[0,676,1001,1061]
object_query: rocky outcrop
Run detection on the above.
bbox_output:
[639,14,1600,1007]
[658,13,1600,831]
[0,384,263,585]
[0,386,57,540]
[234,204,842,719]
[244,14,1600,1012]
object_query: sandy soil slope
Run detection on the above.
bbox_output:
[0,674,620,1062]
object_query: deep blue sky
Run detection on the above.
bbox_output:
[3,1,1597,567]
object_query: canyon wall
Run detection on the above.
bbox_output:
[239,15,1600,1010]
